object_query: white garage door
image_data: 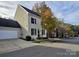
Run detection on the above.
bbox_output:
[0,30,18,39]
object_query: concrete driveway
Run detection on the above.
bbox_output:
[0,39,36,54]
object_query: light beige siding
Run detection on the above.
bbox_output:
[28,13,41,38]
[14,5,29,39]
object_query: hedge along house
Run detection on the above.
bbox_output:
[0,18,21,40]
[14,4,47,39]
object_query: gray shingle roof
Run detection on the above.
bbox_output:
[0,18,21,28]
[20,5,40,17]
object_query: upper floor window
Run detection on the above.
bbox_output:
[31,18,36,24]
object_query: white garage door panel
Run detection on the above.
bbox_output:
[0,30,18,39]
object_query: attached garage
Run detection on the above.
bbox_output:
[0,30,18,39]
[0,18,21,40]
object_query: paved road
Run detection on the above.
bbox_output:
[48,37,79,45]
[62,37,79,44]
[0,46,79,57]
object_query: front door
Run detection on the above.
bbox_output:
[38,29,40,38]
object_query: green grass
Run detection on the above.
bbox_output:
[33,39,47,43]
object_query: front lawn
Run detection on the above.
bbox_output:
[33,39,48,43]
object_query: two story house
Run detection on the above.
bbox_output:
[14,4,47,39]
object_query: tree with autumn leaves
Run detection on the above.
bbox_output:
[32,1,79,38]
[32,1,57,38]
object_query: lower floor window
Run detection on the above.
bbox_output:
[31,28,36,35]
[42,29,45,35]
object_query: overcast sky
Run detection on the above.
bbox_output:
[0,1,79,25]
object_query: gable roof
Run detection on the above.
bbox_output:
[0,18,21,28]
[20,5,40,17]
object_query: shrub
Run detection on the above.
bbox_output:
[26,36,31,41]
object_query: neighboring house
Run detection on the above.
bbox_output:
[0,18,21,40]
[14,4,47,39]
